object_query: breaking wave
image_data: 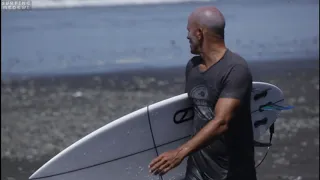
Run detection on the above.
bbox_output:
[30,0,211,9]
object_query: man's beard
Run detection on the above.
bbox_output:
[189,37,202,55]
[190,42,200,55]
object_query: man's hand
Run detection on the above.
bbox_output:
[148,148,186,176]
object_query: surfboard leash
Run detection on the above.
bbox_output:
[254,103,294,168]
[254,123,274,168]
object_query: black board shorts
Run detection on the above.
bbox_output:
[183,155,257,180]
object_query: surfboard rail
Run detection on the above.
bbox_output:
[29,81,291,180]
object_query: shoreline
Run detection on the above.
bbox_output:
[2,58,318,89]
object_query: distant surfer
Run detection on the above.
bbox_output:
[149,6,257,180]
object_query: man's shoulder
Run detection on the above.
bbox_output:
[227,50,249,67]
[223,50,251,74]
[221,50,252,82]
[185,56,202,73]
[186,56,202,67]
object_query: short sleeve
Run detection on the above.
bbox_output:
[220,65,252,100]
[185,56,201,93]
[184,60,192,93]
[185,60,193,81]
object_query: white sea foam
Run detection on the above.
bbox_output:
[29,0,210,9]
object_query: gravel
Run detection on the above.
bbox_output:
[1,59,319,180]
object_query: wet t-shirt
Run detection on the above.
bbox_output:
[184,49,257,180]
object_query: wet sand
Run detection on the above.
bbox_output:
[1,59,319,180]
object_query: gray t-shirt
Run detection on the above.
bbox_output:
[184,49,257,180]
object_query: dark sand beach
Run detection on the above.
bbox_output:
[1,59,319,180]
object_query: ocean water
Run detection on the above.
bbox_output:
[1,0,319,80]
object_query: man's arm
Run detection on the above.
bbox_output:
[177,97,241,156]
[178,65,252,156]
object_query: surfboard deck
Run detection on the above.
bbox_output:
[29,81,286,180]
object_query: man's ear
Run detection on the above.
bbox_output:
[196,28,204,41]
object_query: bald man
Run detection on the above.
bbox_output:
[149,6,257,180]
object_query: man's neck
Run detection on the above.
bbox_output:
[200,44,227,68]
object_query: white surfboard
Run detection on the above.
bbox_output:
[29,81,288,180]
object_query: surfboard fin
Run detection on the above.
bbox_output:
[260,104,294,111]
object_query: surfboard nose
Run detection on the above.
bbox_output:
[26,106,156,180]
[28,157,64,179]
[29,163,54,179]
[29,170,41,179]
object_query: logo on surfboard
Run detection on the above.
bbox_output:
[173,107,194,124]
